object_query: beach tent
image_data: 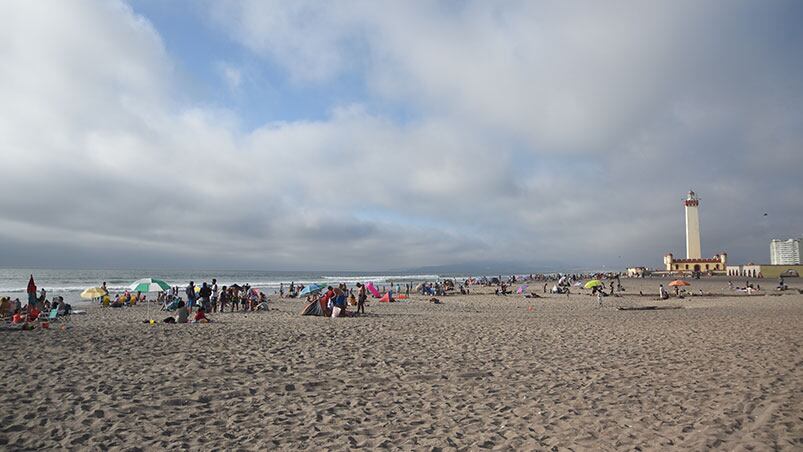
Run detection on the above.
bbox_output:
[516,285,528,294]
[365,282,381,298]
[490,277,500,285]
[300,299,327,316]
[380,292,409,302]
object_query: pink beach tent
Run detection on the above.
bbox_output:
[365,282,381,298]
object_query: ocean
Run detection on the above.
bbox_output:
[0,268,449,305]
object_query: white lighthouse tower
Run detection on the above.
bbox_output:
[684,190,701,259]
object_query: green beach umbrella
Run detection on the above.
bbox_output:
[128,278,171,293]
[583,280,603,289]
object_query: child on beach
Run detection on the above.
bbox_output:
[193,307,210,323]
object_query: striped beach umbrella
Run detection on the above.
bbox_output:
[128,278,171,293]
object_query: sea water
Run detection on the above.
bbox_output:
[0,268,448,305]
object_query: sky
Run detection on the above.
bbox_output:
[1,0,802,272]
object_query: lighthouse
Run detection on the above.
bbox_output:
[663,190,727,274]
[684,190,701,259]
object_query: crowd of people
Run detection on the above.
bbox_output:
[0,275,72,329]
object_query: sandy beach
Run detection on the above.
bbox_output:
[1,278,801,450]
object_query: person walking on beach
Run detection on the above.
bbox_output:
[356,283,367,315]
[186,281,197,311]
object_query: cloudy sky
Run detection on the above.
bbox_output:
[1,0,801,271]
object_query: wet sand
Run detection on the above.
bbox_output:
[1,278,801,450]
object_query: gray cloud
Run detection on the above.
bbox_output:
[0,0,801,271]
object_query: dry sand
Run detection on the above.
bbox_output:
[1,278,801,450]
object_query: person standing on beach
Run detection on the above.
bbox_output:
[659,284,669,300]
[211,279,219,312]
[279,283,284,298]
[101,282,108,296]
[199,282,212,311]
[186,281,197,311]
[356,283,367,315]
[219,286,228,312]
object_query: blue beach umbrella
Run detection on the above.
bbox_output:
[299,284,324,296]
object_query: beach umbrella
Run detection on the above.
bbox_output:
[584,280,603,289]
[27,275,37,306]
[128,278,171,293]
[81,287,106,299]
[128,278,170,324]
[299,284,323,296]
[668,280,691,287]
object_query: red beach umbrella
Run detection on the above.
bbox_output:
[27,274,37,306]
[668,280,690,287]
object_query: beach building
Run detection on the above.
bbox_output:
[726,263,803,278]
[663,190,727,274]
[626,267,648,277]
[770,238,801,265]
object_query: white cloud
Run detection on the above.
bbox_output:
[217,62,243,91]
[0,0,801,270]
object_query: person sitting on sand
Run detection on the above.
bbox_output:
[255,293,269,311]
[0,297,11,318]
[12,309,24,324]
[193,307,210,323]
[175,301,190,323]
[27,305,41,322]
[659,284,669,300]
